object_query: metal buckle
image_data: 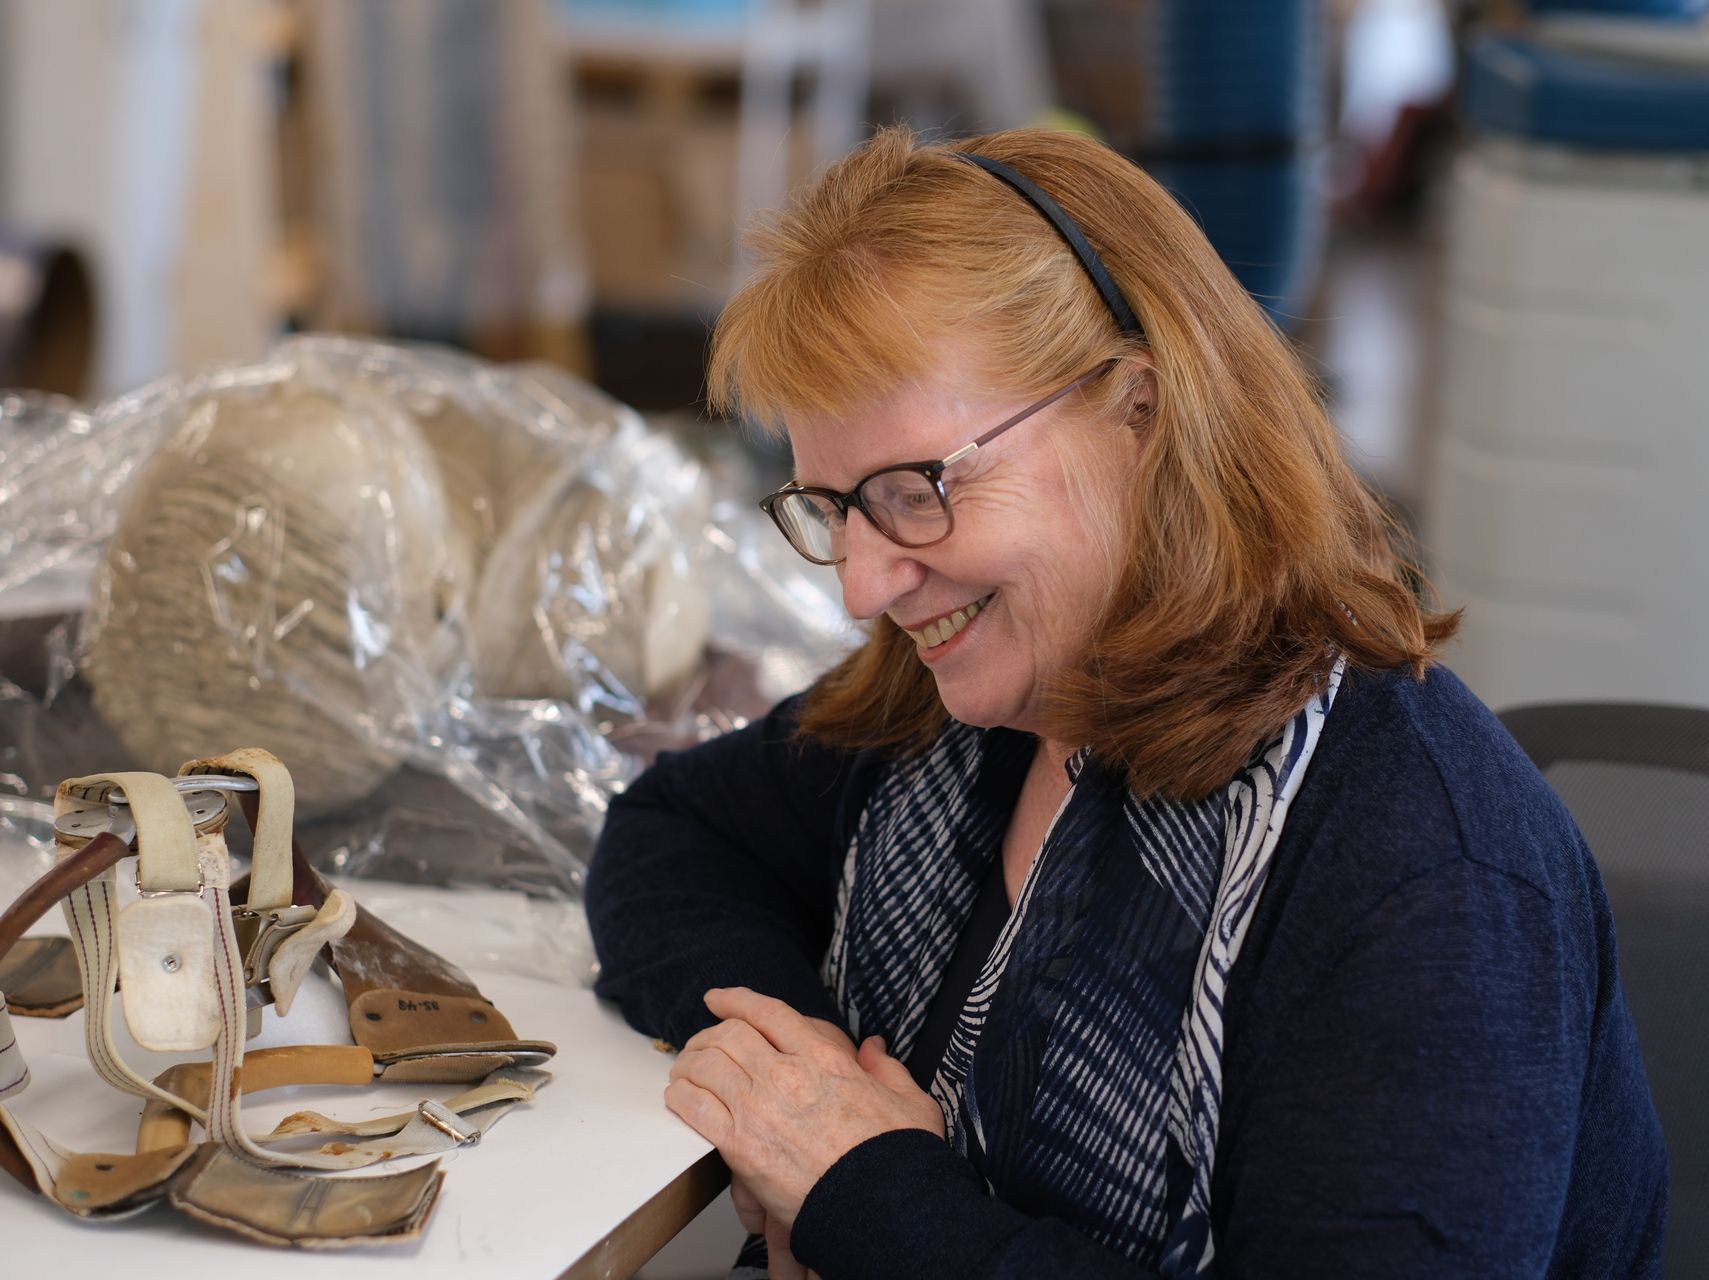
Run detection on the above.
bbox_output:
[232,904,318,995]
[135,868,208,898]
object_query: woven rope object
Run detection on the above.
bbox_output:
[84,387,463,817]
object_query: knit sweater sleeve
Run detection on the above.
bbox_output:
[789,855,1608,1280]
[584,696,862,1049]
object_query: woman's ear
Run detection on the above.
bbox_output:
[1126,362,1158,436]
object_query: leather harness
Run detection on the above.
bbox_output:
[0,748,556,1247]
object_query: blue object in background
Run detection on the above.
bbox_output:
[1527,0,1707,20]
[1135,0,1331,332]
[1147,146,1330,332]
[1464,33,1709,151]
[562,0,752,20]
[1149,0,1326,143]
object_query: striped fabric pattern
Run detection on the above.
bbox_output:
[1163,659,1344,1273]
[826,658,1343,1273]
[823,724,997,1049]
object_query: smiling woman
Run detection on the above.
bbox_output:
[771,353,1136,740]
[585,125,1668,1280]
[711,127,1454,803]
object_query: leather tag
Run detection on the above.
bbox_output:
[116,896,222,1051]
[347,988,519,1056]
[53,1145,197,1216]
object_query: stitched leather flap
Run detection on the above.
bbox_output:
[116,896,222,1052]
[168,1146,444,1246]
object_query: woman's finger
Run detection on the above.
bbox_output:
[670,1044,754,1107]
[663,1077,733,1146]
[681,1016,780,1078]
[705,987,842,1059]
[730,1175,767,1236]
[858,1036,948,1137]
[857,1034,916,1091]
[765,1215,808,1280]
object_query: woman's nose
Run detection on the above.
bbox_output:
[836,510,924,621]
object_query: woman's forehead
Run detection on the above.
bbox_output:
[786,373,1008,486]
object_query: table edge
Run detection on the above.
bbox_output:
[558,1148,731,1280]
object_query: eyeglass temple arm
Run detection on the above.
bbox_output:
[943,367,1109,467]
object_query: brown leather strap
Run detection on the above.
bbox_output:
[137,1044,377,1151]
[0,937,84,1017]
[0,836,129,1198]
[0,1122,34,1196]
[229,827,557,1077]
[54,1144,198,1216]
[0,832,129,965]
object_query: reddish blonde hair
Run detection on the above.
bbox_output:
[709,125,1458,800]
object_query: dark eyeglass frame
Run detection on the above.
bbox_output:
[759,363,1111,566]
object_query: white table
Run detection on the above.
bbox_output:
[1,896,724,1278]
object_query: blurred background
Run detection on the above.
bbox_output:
[5,0,1707,719]
[0,1,1705,1273]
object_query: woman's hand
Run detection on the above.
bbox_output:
[727,1014,856,1280]
[731,1173,813,1280]
[665,987,946,1236]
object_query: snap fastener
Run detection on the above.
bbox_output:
[161,954,181,973]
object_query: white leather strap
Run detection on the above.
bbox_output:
[178,749,295,912]
[63,877,207,1118]
[0,999,28,1102]
[56,772,200,893]
[266,889,355,1016]
[0,1104,68,1199]
[261,1066,544,1143]
[253,1067,548,1169]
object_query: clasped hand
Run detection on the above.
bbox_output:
[665,987,945,1245]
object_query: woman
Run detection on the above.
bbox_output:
[585,126,1667,1278]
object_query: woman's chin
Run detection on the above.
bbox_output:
[932,682,1014,732]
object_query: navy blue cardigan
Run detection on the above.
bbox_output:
[586,665,1668,1278]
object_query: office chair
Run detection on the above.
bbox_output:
[1501,702,1709,1279]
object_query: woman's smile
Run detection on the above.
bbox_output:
[901,592,995,657]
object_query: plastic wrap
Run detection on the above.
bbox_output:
[0,336,856,977]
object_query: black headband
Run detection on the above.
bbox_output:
[955,152,1145,341]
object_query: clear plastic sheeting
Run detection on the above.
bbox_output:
[0,336,855,976]
[0,794,55,914]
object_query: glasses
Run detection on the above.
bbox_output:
[759,365,1108,566]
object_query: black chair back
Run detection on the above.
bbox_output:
[1501,702,1709,1279]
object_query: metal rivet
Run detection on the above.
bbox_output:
[162,955,181,973]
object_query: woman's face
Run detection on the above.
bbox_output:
[787,357,1141,740]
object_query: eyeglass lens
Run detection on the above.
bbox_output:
[773,468,950,562]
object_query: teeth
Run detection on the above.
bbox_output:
[908,596,990,649]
